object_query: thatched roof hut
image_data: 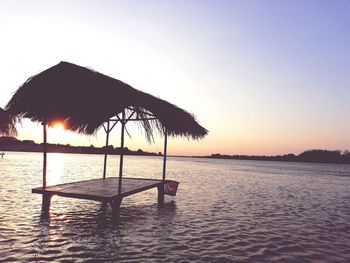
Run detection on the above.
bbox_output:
[6,61,207,141]
[6,61,207,195]
[0,107,16,136]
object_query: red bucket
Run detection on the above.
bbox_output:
[164,180,179,196]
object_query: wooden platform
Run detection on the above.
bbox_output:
[32,177,166,215]
[32,177,163,201]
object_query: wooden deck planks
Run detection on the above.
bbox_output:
[32,177,163,202]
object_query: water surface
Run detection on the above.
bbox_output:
[1,152,350,262]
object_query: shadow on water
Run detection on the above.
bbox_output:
[38,200,178,228]
[33,200,178,261]
[115,200,178,228]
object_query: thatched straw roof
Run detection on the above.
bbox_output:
[6,61,207,141]
[0,107,17,136]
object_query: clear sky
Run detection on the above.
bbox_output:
[1,0,349,156]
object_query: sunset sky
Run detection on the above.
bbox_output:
[1,0,349,156]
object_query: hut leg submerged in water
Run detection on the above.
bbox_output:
[41,193,52,218]
[110,197,123,218]
[157,184,164,208]
[42,193,52,208]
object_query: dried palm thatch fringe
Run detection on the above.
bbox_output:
[0,107,17,136]
[6,61,208,142]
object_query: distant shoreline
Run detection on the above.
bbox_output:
[2,136,350,165]
[197,150,350,165]
[3,150,350,166]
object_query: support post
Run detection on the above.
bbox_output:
[103,120,110,179]
[118,110,125,195]
[162,129,168,182]
[42,193,52,210]
[159,129,168,208]
[40,193,52,219]
[110,197,123,218]
[157,184,164,208]
[42,121,47,189]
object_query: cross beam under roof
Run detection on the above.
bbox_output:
[101,108,168,199]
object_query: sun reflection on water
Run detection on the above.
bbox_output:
[47,153,64,186]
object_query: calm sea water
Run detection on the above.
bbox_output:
[1,152,350,263]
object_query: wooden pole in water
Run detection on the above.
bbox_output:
[118,110,125,195]
[158,129,167,208]
[162,129,168,183]
[103,120,110,179]
[42,121,47,188]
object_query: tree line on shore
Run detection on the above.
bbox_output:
[0,136,161,156]
[208,150,350,164]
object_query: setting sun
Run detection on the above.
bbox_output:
[53,122,65,131]
[49,121,68,142]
